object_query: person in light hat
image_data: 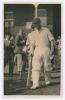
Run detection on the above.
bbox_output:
[27,18,54,89]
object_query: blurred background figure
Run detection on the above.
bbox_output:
[57,36,61,54]
[52,36,61,70]
[21,28,27,72]
[14,28,25,79]
[56,36,61,69]
[4,32,14,82]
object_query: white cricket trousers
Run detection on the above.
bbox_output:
[32,47,52,86]
[16,54,23,72]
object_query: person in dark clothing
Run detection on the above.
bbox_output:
[4,32,14,80]
[22,31,27,72]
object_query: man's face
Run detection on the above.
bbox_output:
[5,34,10,40]
[34,23,41,30]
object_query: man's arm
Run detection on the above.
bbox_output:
[46,28,54,54]
[50,40,54,54]
[26,33,35,56]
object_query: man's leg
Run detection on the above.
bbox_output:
[4,53,9,67]
[43,49,52,85]
[44,69,51,85]
[9,55,14,88]
[31,56,42,89]
[31,70,40,89]
[17,54,23,79]
[9,55,14,79]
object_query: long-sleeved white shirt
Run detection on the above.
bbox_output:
[26,27,54,54]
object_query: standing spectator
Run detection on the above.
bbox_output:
[57,36,61,55]
[14,29,25,79]
[27,18,54,89]
[56,36,61,69]
[4,32,14,81]
[22,30,27,71]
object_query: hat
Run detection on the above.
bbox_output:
[32,18,41,25]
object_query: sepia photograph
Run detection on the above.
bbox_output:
[4,3,61,96]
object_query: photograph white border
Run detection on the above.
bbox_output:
[0,0,65,100]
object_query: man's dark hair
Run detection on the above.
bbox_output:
[32,18,41,25]
[5,32,11,37]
